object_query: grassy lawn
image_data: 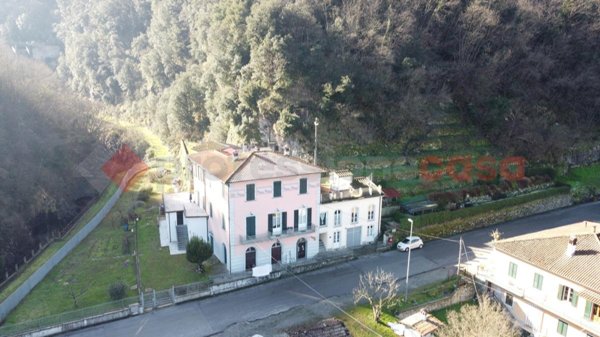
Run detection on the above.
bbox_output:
[4,121,203,323]
[0,183,118,303]
[340,277,459,337]
[5,186,137,323]
[97,116,207,289]
[558,163,600,189]
[136,191,209,291]
[339,305,398,337]
[430,299,477,323]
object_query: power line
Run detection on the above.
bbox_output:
[250,244,384,337]
[394,227,462,243]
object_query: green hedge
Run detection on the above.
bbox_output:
[395,186,570,229]
[391,186,571,242]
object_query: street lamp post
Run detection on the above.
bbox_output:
[404,218,414,301]
[314,117,319,165]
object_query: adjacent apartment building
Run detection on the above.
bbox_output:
[188,145,324,273]
[484,221,600,337]
[318,170,383,250]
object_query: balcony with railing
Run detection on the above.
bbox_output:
[240,223,316,244]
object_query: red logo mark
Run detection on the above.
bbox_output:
[101,144,147,191]
[420,155,526,183]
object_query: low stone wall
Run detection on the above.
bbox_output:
[174,255,356,304]
[419,194,573,238]
[17,305,139,337]
[397,283,476,320]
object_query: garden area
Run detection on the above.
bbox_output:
[2,122,209,325]
[0,184,118,304]
[340,275,464,337]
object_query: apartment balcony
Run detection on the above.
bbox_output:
[240,223,316,244]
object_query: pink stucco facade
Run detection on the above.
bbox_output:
[191,152,323,273]
[227,173,321,273]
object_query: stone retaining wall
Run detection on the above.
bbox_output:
[397,283,476,320]
[16,305,139,337]
[420,194,573,238]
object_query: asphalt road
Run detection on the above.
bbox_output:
[65,201,600,337]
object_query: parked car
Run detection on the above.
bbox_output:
[397,236,424,252]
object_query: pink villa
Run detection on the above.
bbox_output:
[187,144,324,273]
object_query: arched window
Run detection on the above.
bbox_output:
[297,238,306,259]
[271,242,282,264]
[245,247,256,271]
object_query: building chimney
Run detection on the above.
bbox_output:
[283,147,290,156]
[565,235,577,257]
[232,150,239,161]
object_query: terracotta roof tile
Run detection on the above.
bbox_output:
[494,225,600,294]
[189,150,324,183]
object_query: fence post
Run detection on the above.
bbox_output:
[170,285,175,303]
[152,290,156,308]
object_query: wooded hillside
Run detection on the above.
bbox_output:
[0,45,146,281]
[46,0,600,161]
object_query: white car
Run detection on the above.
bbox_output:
[397,236,424,252]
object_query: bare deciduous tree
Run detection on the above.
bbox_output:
[437,295,520,337]
[353,268,399,321]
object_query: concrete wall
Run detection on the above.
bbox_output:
[15,305,139,337]
[187,217,208,242]
[193,165,229,266]
[419,193,573,239]
[397,283,476,320]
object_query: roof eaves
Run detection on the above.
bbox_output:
[224,151,255,183]
[493,239,600,294]
[282,153,326,173]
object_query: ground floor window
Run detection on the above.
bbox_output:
[297,238,306,259]
[333,231,340,243]
[556,320,568,336]
[367,225,374,237]
[505,293,513,306]
[245,247,256,271]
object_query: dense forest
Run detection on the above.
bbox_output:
[3,0,599,161]
[45,0,600,162]
[0,46,146,281]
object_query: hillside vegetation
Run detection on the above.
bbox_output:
[41,0,600,162]
[0,45,146,283]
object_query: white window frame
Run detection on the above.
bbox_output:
[272,212,282,235]
[367,225,374,237]
[334,210,342,227]
[351,207,359,224]
[299,208,307,230]
[368,204,375,221]
[333,231,340,243]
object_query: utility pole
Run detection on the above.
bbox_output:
[457,236,463,277]
[313,117,319,165]
[404,218,414,301]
